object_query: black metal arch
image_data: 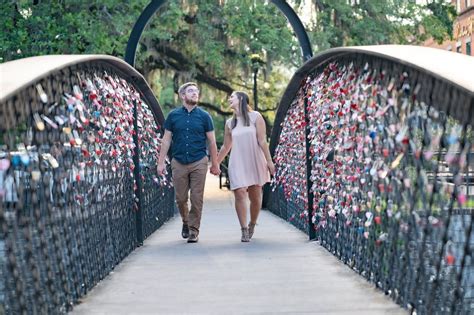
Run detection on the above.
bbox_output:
[124,0,313,67]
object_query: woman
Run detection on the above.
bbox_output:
[217,91,275,242]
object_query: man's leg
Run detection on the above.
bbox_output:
[171,159,190,232]
[188,156,208,237]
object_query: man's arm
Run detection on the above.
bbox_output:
[157,130,172,175]
[206,131,221,175]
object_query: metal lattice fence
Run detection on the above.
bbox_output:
[268,48,474,314]
[0,58,175,314]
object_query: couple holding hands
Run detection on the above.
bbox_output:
[157,82,275,243]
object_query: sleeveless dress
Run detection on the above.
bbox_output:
[227,111,270,190]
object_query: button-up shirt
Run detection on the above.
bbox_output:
[164,106,214,164]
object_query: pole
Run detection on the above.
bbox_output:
[253,67,258,111]
[304,96,316,240]
[132,100,144,245]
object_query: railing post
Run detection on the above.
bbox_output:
[304,95,316,240]
[132,99,144,245]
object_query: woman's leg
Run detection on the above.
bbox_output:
[248,185,262,225]
[233,187,248,228]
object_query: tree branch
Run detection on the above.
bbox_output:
[145,44,235,94]
[163,102,232,116]
[258,106,277,113]
[198,102,233,116]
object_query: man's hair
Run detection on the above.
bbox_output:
[178,82,198,95]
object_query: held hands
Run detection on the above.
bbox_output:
[267,160,275,176]
[210,163,221,176]
[157,161,167,176]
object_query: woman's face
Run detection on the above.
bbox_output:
[228,93,240,112]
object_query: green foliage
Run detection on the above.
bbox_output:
[304,0,456,50]
[133,0,300,138]
[424,0,458,43]
[0,0,148,62]
[0,0,456,139]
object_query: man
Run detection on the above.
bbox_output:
[157,82,220,243]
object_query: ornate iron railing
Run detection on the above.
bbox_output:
[267,46,474,314]
[0,55,175,314]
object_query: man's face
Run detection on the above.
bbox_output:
[182,86,200,105]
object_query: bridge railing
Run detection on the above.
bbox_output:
[266,45,474,314]
[0,55,175,313]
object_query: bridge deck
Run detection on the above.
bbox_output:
[73,172,406,314]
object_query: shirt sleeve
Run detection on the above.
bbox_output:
[204,112,214,132]
[164,112,173,132]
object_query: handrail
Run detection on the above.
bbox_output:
[0,55,165,124]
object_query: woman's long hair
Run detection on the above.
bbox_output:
[231,91,252,129]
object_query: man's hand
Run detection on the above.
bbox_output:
[157,161,166,176]
[210,164,221,176]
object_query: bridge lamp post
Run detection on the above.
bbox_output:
[250,54,265,111]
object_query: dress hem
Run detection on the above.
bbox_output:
[230,181,269,191]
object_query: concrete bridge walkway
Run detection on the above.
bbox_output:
[73,172,406,314]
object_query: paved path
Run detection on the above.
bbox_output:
[73,172,406,314]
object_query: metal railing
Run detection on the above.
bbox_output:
[216,142,230,190]
[0,55,175,313]
[266,45,474,314]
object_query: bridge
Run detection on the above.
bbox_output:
[0,46,474,314]
[1,41,473,315]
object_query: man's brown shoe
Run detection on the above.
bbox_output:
[182,224,189,239]
[187,233,199,243]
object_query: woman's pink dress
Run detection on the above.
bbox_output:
[227,111,270,190]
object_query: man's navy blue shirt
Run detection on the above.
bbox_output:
[164,106,214,164]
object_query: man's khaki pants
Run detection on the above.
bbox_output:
[171,156,208,235]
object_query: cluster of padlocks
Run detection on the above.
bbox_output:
[0,64,175,313]
[270,89,308,226]
[0,68,171,203]
[271,58,473,312]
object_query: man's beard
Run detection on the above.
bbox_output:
[186,99,198,106]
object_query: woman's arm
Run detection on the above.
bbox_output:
[217,124,232,164]
[255,113,275,175]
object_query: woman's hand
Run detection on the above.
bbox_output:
[267,160,275,176]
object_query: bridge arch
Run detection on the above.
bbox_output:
[124,0,313,67]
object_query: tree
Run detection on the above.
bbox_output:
[0,1,149,62]
[1,0,456,143]
[299,0,456,50]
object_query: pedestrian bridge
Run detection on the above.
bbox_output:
[0,46,473,314]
